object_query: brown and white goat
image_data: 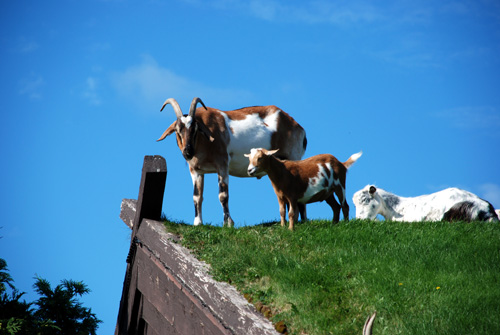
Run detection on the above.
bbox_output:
[245,148,362,230]
[157,97,307,227]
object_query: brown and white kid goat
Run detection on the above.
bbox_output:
[245,148,362,230]
[158,97,307,227]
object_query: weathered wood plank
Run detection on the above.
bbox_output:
[135,245,229,335]
[137,219,279,335]
[115,247,140,335]
[140,298,167,335]
[120,199,137,229]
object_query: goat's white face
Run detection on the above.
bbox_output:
[353,186,382,219]
[244,148,278,177]
[245,148,265,177]
[181,115,193,129]
[175,116,199,161]
[158,97,214,162]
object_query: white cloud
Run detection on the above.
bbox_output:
[11,37,40,54]
[182,0,383,25]
[435,106,500,130]
[112,55,191,104]
[111,55,253,113]
[185,1,498,69]
[319,2,382,25]
[246,0,383,25]
[18,41,39,53]
[371,48,440,69]
[83,77,101,105]
[249,0,281,21]
[479,183,500,209]
[19,74,44,99]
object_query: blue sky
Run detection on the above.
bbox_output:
[1,1,499,333]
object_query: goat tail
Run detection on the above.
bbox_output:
[344,151,363,169]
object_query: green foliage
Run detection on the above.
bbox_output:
[164,219,500,335]
[0,259,14,293]
[32,277,100,335]
[0,259,33,335]
[0,259,101,335]
[0,289,33,335]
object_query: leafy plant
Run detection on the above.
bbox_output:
[32,277,101,335]
[0,258,101,335]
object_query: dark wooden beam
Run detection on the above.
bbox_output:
[132,155,167,235]
[116,156,167,335]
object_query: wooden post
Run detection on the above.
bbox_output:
[116,155,167,335]
[132,155,167,234]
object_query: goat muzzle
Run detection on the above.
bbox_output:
[247,167,257,176]
[183,145,195,160]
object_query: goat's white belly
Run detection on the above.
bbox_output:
[223,111,279,178]
[298,163,338,203]
[229,153,267,177]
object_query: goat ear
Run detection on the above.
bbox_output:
[267,148,280,156]
[244,153,251,157]
[197,121,215,142]
[157,121,177,142]
[369,186,377,195]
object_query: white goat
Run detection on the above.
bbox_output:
[158,97,307,226]
[245,148,362,230]
[353,185,499,222]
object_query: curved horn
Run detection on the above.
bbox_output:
[160,98,183,119]
[362,312,376,335]
[188,97,207,117]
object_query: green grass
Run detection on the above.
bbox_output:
[163,219,500,335]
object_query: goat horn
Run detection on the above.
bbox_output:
[188,97,207,117]
[160,98,183,119]
[362,312,376,335]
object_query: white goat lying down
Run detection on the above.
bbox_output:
[353,185,499,222]
[245,148,362,230]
